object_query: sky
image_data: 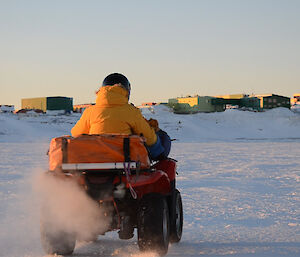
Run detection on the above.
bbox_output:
[1,0,299,109]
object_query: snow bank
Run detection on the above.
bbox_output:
[141,106,300,142]
[1,106,300,144]
[291,103,300,113]
[0,113,77,143]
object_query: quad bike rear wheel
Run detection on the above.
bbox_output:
[137,193,170,256]
[170,189,183,243]
[40,219,76,255]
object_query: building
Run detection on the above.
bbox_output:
[73,103,95,113]
[216,94,261,110]
[0,105,15,113]
[169,94,264,113]
[141,102,157,106]
[291,93,300,105]
[168,93,290,114]
[254,94,290,109]
[21,96,73,113]
[217,93,291,110]
[215,94,247,99]
[168,96,225,114]
[239,97,261,110]
[15,109,44,114]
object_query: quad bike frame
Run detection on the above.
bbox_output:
[41,157,183,256]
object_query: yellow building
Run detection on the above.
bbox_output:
[22,97,73,112]
[177,96,199,107]
[215,94,247,99]
[168,96,225,113]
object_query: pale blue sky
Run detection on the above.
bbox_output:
[1,0,299,108]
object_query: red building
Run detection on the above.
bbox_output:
[73,103,95,113]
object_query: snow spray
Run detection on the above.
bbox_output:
[33,172,110,242]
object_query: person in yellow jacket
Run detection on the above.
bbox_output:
[71,73,164,159]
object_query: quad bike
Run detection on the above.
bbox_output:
[41,134,183,256]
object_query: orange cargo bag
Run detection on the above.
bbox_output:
[49,134,150,171]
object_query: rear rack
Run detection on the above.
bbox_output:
[62,162,137,171]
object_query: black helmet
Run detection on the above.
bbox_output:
[102,73,131,95]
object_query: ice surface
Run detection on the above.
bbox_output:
[0,107,299,256]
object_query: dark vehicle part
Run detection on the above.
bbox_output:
[170,189,183,243]
[40,219,76,255]
[137,194,170,256]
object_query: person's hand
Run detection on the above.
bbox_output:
[147,118,160,132]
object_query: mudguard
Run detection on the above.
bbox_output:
[153,159,177,182]
[114,171,171,199]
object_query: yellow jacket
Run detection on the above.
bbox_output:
[71,85,157,146]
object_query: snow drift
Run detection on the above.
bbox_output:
[1,106,300,143]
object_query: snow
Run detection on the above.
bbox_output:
[291,104,300,114]
[0,112,77,143]
[140,105,300,142]
[0,105,14,113]
[0,107,299,257]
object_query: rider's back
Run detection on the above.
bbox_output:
[71,85,157,146]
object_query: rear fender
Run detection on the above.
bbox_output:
[153,159,177,181]
[114,171,171,199]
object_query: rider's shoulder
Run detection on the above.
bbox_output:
[128,103,140,111]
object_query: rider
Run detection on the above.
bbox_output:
[71,73,165,160]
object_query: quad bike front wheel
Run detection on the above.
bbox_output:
[137,193,170,256]
[40,219,76,255]
[170,189,183,243]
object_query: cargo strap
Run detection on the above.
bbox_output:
[123,137,137,199]
[124,162,137,200]
[62,138,68,163]
[123,137,130,162]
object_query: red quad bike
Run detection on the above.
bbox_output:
[41,134,183,256]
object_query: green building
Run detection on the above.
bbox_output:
[168,94,289,114]
[21,96,73,112]
[168,96,225,114]
[254,94,290,109]
[240,97,261,110]
[168,95,263,114]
